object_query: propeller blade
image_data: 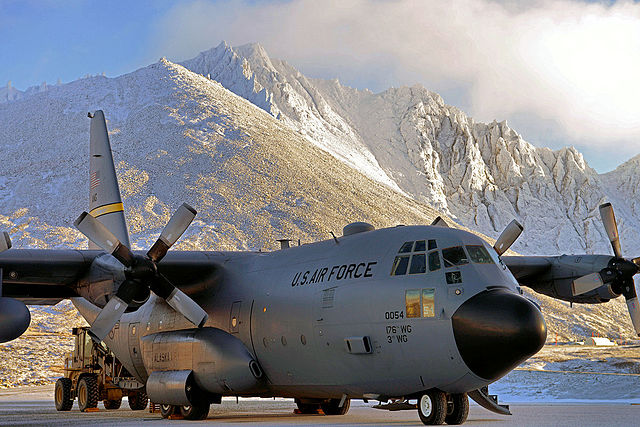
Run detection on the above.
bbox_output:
[493,220,523,256]
[599,203,622,258]
[88,295,129,342]
[624,278,640,337]
[147,203,197,263]
[166,288,208,327]
[0,232,11,253]
[571,272,604,296]
[87,278,147,342]
[75,212,134,267]
[627,297,640,337]
[151,274,208,327]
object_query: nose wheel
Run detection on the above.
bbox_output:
[417,390,469,425]
[418,389,446,425]
[445,393,469,425]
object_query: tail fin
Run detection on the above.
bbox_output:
[88,111,130,249]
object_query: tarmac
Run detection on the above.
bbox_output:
[1,385,639,426]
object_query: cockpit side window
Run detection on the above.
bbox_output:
[442,246,469,267]
[399,241,414,253]
[405,288,435,318]
[466,245,494,264]
[428,239,437,250]
[405,289,421,318]
[409,253,426,274]
[391,255,410,275]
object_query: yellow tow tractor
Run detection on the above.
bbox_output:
[54,327,148,412]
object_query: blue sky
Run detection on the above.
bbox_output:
[2,0,639,173]
[0,1,172,88]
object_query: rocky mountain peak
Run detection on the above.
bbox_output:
[176,42,640,256]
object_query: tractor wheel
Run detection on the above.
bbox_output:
[103,398,122,410]
[321,398,350,415]
[160,404,177,418]
[445,393,469,425]
[295,399,320,414]
[180,402,210,420]
[128,391,148,410]
[418,389,447,425]
[54,378,73,411]
[77,376,99,412]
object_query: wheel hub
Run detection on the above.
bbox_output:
[420,395,433,416]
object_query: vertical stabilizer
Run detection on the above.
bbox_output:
[88,111,130,249]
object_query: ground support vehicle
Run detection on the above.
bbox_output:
[54,327,148,412]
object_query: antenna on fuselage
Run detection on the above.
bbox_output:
[329,231,340,245]
[276,239,293,250]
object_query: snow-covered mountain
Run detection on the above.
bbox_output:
[0,58,446,252]
[1,43,639,387]
[181,42,640,257]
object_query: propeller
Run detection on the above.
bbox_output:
[0,232,11,253]
[493,220,523,256]
[75,203,207,342]
[571,203,640,336]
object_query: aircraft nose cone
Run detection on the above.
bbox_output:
[452,289,546,381]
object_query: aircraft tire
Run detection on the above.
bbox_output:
[54,378,73,411]
[445,393,469,425]
[417,389,447,425]
[180,403,210,420]
[321,398,350,415]
[77,376,99,412]
[160,404,176,418]
[103,398,122,410]
[128,391,148,410]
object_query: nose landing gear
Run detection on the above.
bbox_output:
[416,390,469,425]
[445,393,469,425]
[418,389,446,425]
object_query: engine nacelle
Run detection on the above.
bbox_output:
[142,327,264,403]
[0,297,31,342]
[520,255,619,303]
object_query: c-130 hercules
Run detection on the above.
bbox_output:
[1,111,639,425]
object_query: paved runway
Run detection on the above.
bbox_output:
[1,386,638,426]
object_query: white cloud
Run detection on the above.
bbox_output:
[153,0,640,164]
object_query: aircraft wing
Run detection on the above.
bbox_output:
[502,253,621,304]
[0,249,220,305]
[502,255,553,284]
[0,249,98,304]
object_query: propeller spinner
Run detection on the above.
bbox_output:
[571,203,640,336]
[75,203,207,342]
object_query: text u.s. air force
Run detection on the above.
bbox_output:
[291,261,377,287]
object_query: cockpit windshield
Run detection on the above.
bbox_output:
[391,240,439,276]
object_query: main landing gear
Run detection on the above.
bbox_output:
[295,398,351,415]
[160,402,211,420]
[417,390,469,425]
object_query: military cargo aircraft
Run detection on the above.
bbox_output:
[0,111,638,425]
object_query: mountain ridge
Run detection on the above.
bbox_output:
[179,42,640,257]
